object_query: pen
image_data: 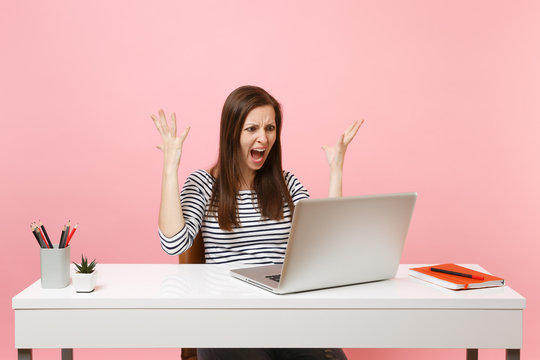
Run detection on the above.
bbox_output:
[430,267,484,280]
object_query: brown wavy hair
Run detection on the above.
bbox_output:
[209,85,294,231]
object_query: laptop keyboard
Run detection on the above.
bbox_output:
[265,274,281,282]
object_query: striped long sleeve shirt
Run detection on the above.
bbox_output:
[159,169,310,264]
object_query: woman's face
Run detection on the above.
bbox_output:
[238,104,277,176]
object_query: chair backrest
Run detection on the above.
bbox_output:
[179,231,205,360]
[178,231,205,264]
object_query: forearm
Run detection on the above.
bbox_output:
[328,167,343,198]
[323,119,363,198]
[158,167,185,237]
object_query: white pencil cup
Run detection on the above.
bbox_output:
[40,245,70,289]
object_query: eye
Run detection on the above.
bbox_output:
[266,125,276,131]
[245,126,257,132]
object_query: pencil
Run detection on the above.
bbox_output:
[36,228,48,248]
[30,224,43,247]
[33,224,47,248]
[37,226,50,248]
[63,221,70,248]
[65,221,71,243]
[59,225,66,248]
[430,267,484,281]
[65,223,78,247]
[39,220,54,249]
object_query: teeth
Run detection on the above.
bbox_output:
[253,149,265,153]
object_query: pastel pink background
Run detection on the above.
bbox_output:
[1,1,538,359]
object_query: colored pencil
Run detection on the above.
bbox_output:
[65,223,78,247]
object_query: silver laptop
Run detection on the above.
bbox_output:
[230,192,417,294]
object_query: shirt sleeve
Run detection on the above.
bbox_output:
[284,171,310,204]
[159,170,212,256]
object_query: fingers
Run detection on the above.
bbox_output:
[151,109,180,138]
[171,112,177,137]
[337,133,345,145]
[179,126,191,143]
[151,109,191,152]
[345,120,357,134]
[158,109,170,133]
[343,119,364,145]
[151,114,166,138]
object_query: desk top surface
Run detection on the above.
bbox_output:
[12,264,525,310]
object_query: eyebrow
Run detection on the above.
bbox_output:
[244,122,276,127]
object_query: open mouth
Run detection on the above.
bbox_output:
[250,148,266,163]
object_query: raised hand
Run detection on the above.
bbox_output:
[151,109,190,170]
[322,119,364,170]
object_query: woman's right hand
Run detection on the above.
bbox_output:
[151,109,190,170]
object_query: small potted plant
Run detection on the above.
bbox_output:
[72,255,97,292]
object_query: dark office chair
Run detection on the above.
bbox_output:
[178,231,205,360]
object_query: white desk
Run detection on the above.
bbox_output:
[12,264,525,360]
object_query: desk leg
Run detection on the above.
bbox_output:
[466,349,478,360]
[61,349,73,360]
[506,349,520,360]
[18,349,32,360]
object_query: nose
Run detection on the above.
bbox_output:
[257,128,268,144]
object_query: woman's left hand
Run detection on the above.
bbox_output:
[322,119,364,170]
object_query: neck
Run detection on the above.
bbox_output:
[238,167,255,190]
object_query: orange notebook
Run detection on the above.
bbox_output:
[408,264,505,290]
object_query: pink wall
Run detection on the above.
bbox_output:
[1,1,538,359]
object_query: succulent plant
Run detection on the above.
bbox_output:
[73,255,97,274]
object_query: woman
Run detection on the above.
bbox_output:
[152,85,362,359]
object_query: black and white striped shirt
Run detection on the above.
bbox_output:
[159,169,310,264]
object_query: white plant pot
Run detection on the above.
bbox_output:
[72,271,97,293]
